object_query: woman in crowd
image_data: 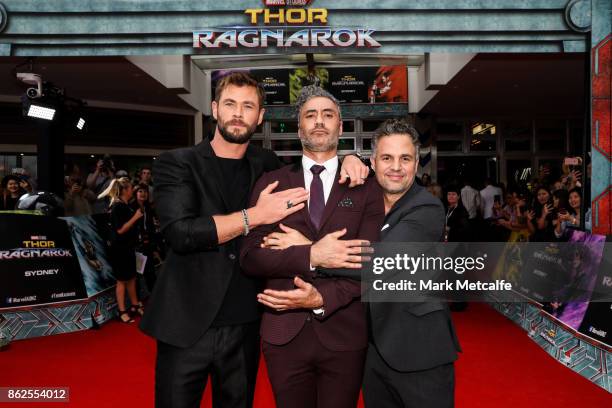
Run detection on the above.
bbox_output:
[489,192,511,241]
[445,186,470,242]
[132,183,161,293]
[555,188,582,239]
[98,177,144,323]
[552,188,569,212]
[445,186,471,311]
[1,175,26,211]
[493,191,531,242]
[420,172,432,187]
[551,189,570,239]
[531,186,554,241]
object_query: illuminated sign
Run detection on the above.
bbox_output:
[0,2,8,34]
[194,1,380,49]
[244,8,327,24]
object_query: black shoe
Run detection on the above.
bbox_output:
[118,310,135,323]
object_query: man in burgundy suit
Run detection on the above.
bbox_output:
[240,86,384,408]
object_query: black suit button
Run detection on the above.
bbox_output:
[228,254,236,260]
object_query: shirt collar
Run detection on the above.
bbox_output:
[302,155,339,176]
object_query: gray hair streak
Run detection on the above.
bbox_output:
[372,119,421,159]
[294,85,342,120]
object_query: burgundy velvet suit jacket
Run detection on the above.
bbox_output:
[240,161,384,351]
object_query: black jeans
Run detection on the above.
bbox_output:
[155,321,260,408]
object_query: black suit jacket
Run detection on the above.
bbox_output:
[371,183,461,371]
[140,140,280,348]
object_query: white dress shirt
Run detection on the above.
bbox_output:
[461,185,481,219]
[302,155,338,205]
[480,184,503,219]
[302,155,338,305]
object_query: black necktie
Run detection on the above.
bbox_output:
[309,165,325,229]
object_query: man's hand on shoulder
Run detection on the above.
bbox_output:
[339,155,369,188]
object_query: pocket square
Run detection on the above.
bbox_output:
[338,197,354,208]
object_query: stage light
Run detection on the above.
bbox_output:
[76,117,86,130]
[27,103,56,120]
[21,95,56,121]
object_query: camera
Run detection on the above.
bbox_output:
[26,87,41,98]
[16,72,43,99]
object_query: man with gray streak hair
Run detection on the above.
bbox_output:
[240,86,384,408]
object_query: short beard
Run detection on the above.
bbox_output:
[300,129,339,153]
[301,138,338,152]
[217,121,256,145]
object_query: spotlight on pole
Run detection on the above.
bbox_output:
[21,95,56,121]
[71,104,87,131]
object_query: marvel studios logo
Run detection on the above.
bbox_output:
[263,0,312,6]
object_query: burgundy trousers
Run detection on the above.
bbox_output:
[262,317,366,408]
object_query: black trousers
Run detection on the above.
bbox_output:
[363,344,455,408]
[155,321,260,408]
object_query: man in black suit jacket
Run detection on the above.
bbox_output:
[140,72,308,408]
[364,119,461,408]
[140,72,368,408]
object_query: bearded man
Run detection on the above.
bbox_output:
[141,72,368,408]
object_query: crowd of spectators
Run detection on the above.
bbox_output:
[2,154,591,248]
[418,157,590,243]
[0,155,163,298]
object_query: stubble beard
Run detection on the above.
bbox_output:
[300,127,339,153]
[217,119,257,145]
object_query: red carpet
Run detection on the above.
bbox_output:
[1,303,610,407]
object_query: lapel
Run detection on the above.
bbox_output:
[195,139,230,212]
[289,161,317,235]
[382,183,422,239]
